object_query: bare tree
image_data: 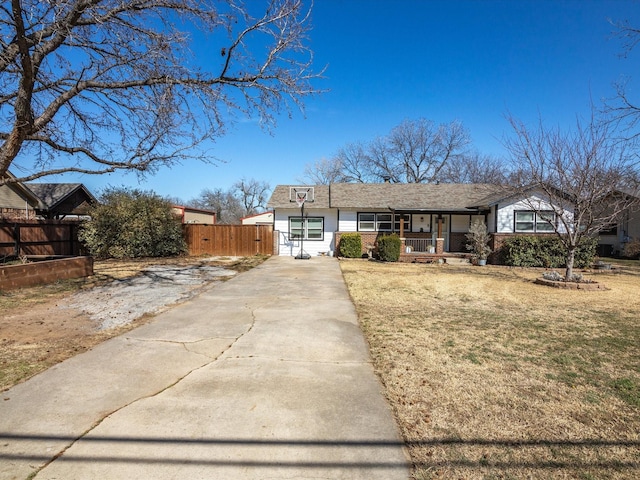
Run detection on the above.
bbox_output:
[440,152,508,184]
[233,178,270,215]
[333,142,373,183]
[190,187,245,225]
[0,0,321,183]
[312,119,472,185]
[299,157,346,184]
[191,178,270,223]
[370,119,471,183]
[504,113,640,280]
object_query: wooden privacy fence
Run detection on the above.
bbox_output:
[183,224,274,256]
[0,221,83,258]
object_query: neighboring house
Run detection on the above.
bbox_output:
[267,183,574,258]
[597,190,640,256]
[25,183,97,219]
[241,211,274,225]
[0,173,40,220]
[173,205,216,224]
[1,174,97,220]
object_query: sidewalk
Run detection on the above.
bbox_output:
[0,256,410,479]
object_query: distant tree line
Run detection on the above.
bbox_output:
[187,178,271,224]
[300,118,506,185]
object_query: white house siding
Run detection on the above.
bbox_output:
[274,208,337,257]
[496,196,571,234]
[412,214,431,233]
[337,210,358,232]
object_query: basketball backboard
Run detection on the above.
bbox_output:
[289,186,315,207]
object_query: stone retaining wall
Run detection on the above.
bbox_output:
[0,256,93,291]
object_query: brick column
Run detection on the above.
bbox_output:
[436,238,444,254]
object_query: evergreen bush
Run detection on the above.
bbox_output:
[339,233,362,258]
[377,233,401,262]
[79,187,187,259]
[501,235,597,268]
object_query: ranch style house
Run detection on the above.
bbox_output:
[267,183,637,259]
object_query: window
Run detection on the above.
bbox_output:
[599,224,618,235]
[395,214,411,232]
[289,217,324,240]
[515,211,556,233]
[358,213,411,232]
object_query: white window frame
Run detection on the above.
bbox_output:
[289,217,324,241]
[515,211,556,233]
[358,212,411,232]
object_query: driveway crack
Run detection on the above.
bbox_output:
[33,305,259,477]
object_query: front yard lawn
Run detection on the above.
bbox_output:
[340,260,640,480]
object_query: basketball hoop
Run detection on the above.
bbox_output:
[295,191,307,208]
[289,186,315,205]
[289,187,314,260]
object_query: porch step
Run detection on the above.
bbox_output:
[399,253,472,265]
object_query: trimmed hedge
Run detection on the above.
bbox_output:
[500,235,597,268]
[377,233,401,262]
[339,233,362,258]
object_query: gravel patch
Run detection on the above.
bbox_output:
[62,264,236,330]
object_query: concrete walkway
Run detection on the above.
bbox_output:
[0,256,410,479]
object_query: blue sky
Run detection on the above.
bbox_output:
[54,0,640,203]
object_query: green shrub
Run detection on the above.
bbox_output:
[500,235,597,268]
[377,233,401,262]
[339,233,362,258]
[574,237,598,267]
[79,187,187,259]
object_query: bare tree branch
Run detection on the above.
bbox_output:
[0,0,323,184]
[440,151,508,184]
[299,157,346,185]
[233,177,271,215]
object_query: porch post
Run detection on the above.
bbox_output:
[436,215,444,254]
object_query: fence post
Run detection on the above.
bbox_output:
[13,223,20,257]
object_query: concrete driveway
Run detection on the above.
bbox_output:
[0,256,409,479]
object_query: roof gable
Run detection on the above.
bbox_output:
[25,183,97,216]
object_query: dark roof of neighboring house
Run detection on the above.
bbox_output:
[25,183,97,216]
[268,183,506,211]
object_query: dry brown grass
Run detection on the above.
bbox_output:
[340,259,640,480]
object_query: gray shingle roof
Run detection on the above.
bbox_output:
[268,183,505,211]
[25,183,95,209]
